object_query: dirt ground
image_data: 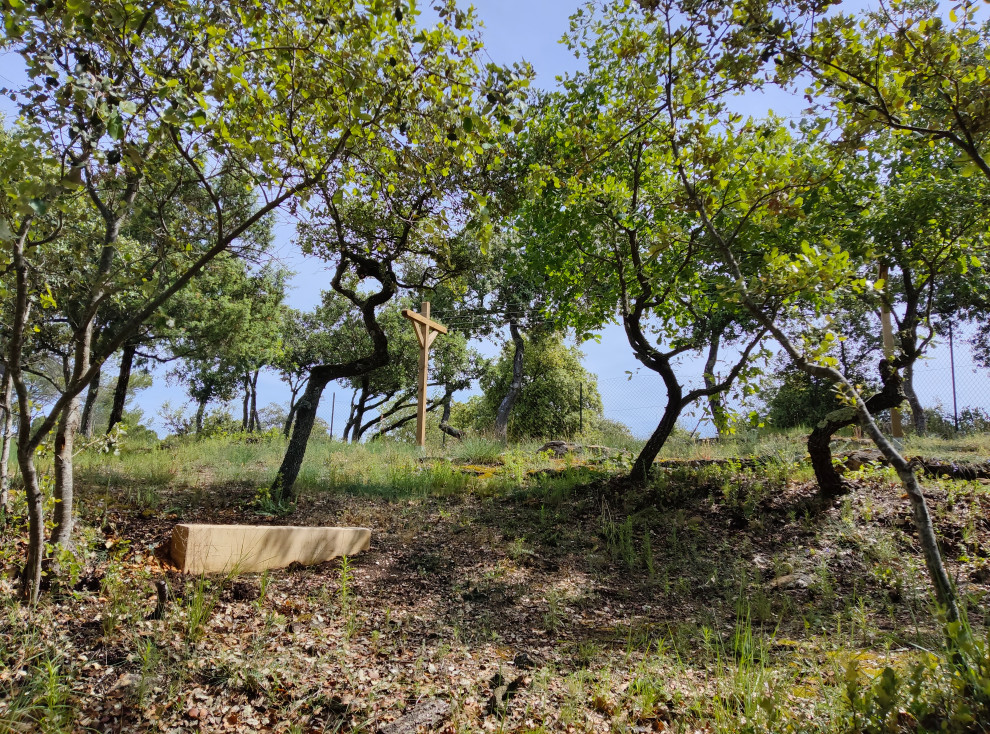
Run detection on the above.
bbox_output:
[2,456,989,732]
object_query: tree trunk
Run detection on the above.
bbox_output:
[807,419,846,497]
[806,361,904,498]
[0,369,12,512]
[855,399,960,622]
[702,327,727,437]
[51,393,81,548]
[195,396,208,435]
[630,384,684,485]
[494,322,525,440]
[342,388,357,443]
[241,373,250,431]
[19,448,44,605]
[903,361,927,436]
[250,370,261,432]
[269,248,396,500]
[271,372,331,502]
[284,385,300,438]
[107,340,137,434]
[438,385,463,440]
[8,227,43,603]
[348,379,370,443]
[79,366,101,438]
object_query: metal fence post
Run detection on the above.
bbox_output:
[949,321,959,431]
[330,392,336,439]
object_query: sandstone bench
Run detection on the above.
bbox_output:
[170,524,371,574]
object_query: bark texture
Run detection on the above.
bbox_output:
[494,321,525,441]
[51,394,81,547]
[807,361,904,497]
[272,372,332,497]
[79,366,101,438]
[438,385,463,440]
[106,340,137,434]
[0,370,12,512]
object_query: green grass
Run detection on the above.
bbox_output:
[4,429,990,732]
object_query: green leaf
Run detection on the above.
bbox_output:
[27,198,49,216]
[107,110,124,140]
[60,167,84,188]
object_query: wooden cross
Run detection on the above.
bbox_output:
[401,301,448,447]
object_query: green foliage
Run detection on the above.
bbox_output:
[164,261,287,413]
[761,361,844,429]
[475,333,603,440]
[340,299,483,440]
[924,406,990,439]
[842,624,990,733]
[185,577,222,644]
[793,0,990,182]
[581,418,640,452]
[0,649,73,733]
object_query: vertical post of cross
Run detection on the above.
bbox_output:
[401,302,448,447]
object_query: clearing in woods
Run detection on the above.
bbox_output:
[1,432,989,732]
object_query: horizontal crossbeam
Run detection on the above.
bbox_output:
[401,308,448,334]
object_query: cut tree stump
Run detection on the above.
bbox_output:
[170,524,371,574]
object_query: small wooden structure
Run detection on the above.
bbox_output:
[401,301,448,447]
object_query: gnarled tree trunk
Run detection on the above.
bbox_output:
[438,384,463,440]
[625,311,762,485]
[272,372,331,500]
[270,249,396,502]
[494,321,525,441]
[807,361,904,498]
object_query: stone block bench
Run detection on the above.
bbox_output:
[170,524,371,574]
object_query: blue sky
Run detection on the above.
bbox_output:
[1,1,986,438]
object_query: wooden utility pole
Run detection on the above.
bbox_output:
[878,264,904,438]
[401,302,448,447]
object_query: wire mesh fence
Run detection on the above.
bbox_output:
[590,339,990,440]
[911,342,990,432]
